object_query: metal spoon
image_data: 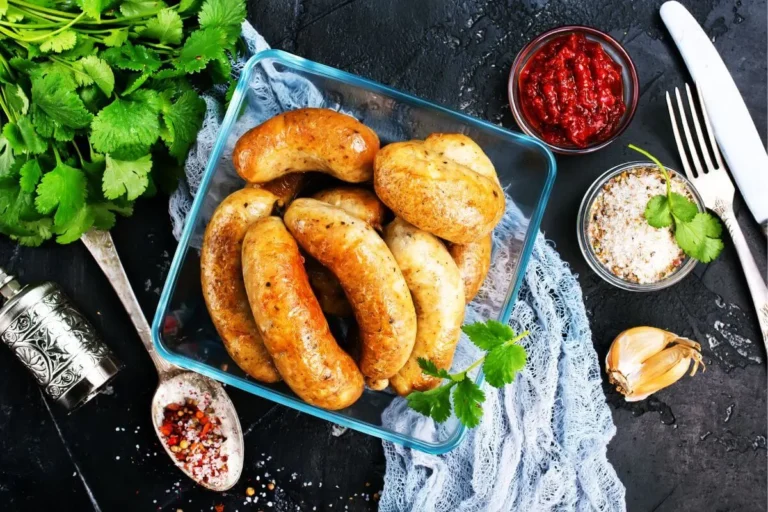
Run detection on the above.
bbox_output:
[81,229,243,491]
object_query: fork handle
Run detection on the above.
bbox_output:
[719,209,768,345]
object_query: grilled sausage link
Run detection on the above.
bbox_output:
[241,217,364,410]
[200,188,281,383]
[373,133,504,244]
[448,235,492,302]
[234,108,380,184]
[284,198,417,381]
[384,218,465,395]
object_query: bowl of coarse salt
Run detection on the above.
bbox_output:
[577,161,705,291]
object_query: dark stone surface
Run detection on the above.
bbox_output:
[1,0,766,511]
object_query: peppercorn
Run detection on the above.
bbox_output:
[180,440,190,449]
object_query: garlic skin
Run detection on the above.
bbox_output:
[606,327,704,402]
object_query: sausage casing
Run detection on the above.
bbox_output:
[312,187,387,231]
[241,217,364,410]
[249,173,306,208]
[284,198,417,381]
[373,134,505,244]
[384,218,465,395]
[200,188,281,383]
[448,235,492,302]
[233,108,380,184]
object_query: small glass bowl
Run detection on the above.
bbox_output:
[577,161,706,291]
[508,25,639,155]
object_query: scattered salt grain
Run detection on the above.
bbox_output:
[115,456,120,460]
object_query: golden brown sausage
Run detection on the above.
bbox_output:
[304,255,352,317]
[373,134,505,244]
[284,198,417,381]
[250,173,306,207]
[384,218,465,395]
[233,108,380,184]
[200,188,281,383]
[312,187,387,231]
[241,217,364,410]
[448,235,492,302]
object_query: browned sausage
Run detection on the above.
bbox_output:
[304,255,352,317]
[312,187,387,231]
[233,108,380,184]
[373,134,505,244]
[448,235,492,302]
[250,173,306,207]
[241,217,364,410]
[384,218,465,395]
[284,198,417,381]
[200,188,281,383]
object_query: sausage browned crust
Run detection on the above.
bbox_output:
[373,134,505,244]
[304,255,352,317]
[241,217,364,410]
[448,235,492,302]
[250,173,306,207]
[312,187,387,231]
[200,188,281,383]
[284,198,417,381]
[384,218,465,395]
[233,108,380,184]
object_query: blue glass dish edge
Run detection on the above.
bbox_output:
[151,49,557,455]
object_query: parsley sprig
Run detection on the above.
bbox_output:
[0,0,246,246]
[406,320,528,428]
[629,144,724,263]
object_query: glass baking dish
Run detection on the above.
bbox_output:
[152,49,556,454]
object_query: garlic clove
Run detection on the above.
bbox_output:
[605,326,704,402]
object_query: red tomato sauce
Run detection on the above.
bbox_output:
[519,33,626,148]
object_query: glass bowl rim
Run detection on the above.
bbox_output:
[507,24,640,155]
[577,160,705,292]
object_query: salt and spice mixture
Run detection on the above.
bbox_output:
[587,166,693,284]
[159,398,229,487]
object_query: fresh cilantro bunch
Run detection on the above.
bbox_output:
[629,144,724,263]
[406,320,528,428]
[0,0,247,245]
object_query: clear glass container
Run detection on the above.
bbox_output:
[152,50,556,454]
[577,161,705,292]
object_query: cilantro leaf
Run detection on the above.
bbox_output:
[6,84,30,118]
[53,204,94,243]
[3,116,47,154]
[79,56,114,97]
[175,27,227,73]
[103,154,152,200]
[462,320,513,350]
[417,357,451,380]
[91,93,160,156]
[198,0,246,45]
[39,30,77,53]
[0,0,8,17]
[35,161,87,227]
[142,8,183,44]
[0,180,53,246]
[102,29,129,47]
[80,0,104,19]
[178,0,202,14]
[452,378,485,428]
[669,192,698,223]
[0,136,16,178]
[161,90,205,161]
[644,195,672,228]
[119,0,165,16]
[31,72,93,128]
[483,343,526,388]
[675,212,724,263]
[19,159,42,193]
[122,73,152,96]
[91,201,131,230]
[406,383,454,423]
[102,43,161,73]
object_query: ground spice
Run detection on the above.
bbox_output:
[160,398,229,486]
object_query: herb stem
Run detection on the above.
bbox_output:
[22,12,86,42]
[8,0,77,19]
[0,93,14,124]
[456,330,530,380]
[628,143,671,197]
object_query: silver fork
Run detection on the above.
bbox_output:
[666,83,768,345]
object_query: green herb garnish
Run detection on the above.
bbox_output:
[406,320,528,428]
[629,144,723,263]
[0,0,246,246]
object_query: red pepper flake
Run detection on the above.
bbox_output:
[159,398,229,485]
[214,505,224,512]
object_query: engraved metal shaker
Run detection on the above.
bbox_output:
[0,267,121,410]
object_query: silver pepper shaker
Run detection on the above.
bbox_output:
[0,267,121,410]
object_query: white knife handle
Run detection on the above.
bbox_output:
[661,1,768,225]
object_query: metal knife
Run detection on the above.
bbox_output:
[661,1,768,236]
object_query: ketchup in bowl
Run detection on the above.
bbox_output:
[519,33,626,148]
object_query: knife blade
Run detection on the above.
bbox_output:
[661,1,768,233]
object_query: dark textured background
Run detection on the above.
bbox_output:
[1,0,766,511]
